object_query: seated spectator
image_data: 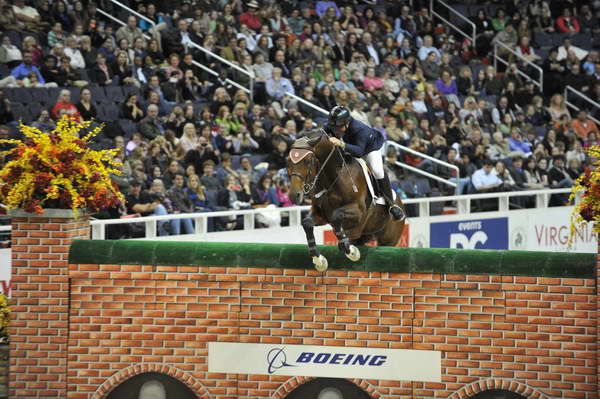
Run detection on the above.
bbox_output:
[266,67,294,103]
[31,109,56,131]
[59,55,87,87]
[200,160,222,192]
[52,0,73,32]
[508,128,532,157]
[572,110,599,139]
[116,16,144,46]
[138,104,165,140]
[166,173,195,235]
[494,159,517,188]
[237,155,260,184]
[184,136,219,176]
[22,35,43,66]
[557,37,588,62]
[90,53,115,86]
[112,51,136,86]
[0,36,22,69]
[216,153,240,184]
[51,89,81,121]
[547,93,571,122]
[75,88,97,121]
[79,35,98,68]
[48,22,66,48]
[64,36,85,70]
[417,35,441,62]
[11,51,44,83]
[566,158,584,180]
[471,159,504,192]
[121,93,144,122]
[185,173,213,212]
[125,179,170,235]
[12,0,43,31]
[556,7,580,34]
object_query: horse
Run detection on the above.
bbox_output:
[287,128,406,271]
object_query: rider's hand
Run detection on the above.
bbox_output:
[329,137,344,148]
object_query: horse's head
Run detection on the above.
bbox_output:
[287,129,326,205]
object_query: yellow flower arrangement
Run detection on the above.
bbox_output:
[0,294,9,337]
[569,145,600,244]
[0,116,124,217]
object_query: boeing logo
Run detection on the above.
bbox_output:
[267,348,295,374]
[267,347,387,374]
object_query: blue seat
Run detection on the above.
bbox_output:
[105,86,125,103]
[89,86,108,104]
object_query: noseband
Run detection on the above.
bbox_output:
[289,144,336,195]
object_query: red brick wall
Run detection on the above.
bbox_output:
[9,211,90,398]
[66,265,597,399]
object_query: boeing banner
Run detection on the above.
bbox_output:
[208,342,441,382]
[430,217,509,250]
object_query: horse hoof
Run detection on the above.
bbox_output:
[312,255,328,272]
[346,245,361,262]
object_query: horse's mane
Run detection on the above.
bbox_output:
[297,128,327,140]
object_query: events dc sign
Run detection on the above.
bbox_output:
[430,217,509,250]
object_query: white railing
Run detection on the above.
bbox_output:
[0,188,573,239]
[385,141,459,189]
[430,0,476,48]
[284,92,330,116]
[106,0,254,100]
[107,0,156,31]
[564,85,600,125]
[493,41,544,92]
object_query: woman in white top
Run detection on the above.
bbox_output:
[0,36,22,68]
[64,36,85,69]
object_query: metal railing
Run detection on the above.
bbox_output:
[493,41,544,92]
[106,0,254,100]
[430,0,476,48]
[284,92,330,116]
[385,141,459,189]
[0,188,572,239]
[564,85,600,125]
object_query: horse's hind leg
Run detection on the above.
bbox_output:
[331,207,361,261]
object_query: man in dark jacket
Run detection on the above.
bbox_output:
[326,105,405,220]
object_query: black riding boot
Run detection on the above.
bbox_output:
[377,174,406,221]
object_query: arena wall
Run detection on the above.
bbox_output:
[8,213,599,399]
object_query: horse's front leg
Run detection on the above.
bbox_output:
[302,211,328,271]
[331,206,361,262]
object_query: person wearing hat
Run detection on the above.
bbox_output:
[326,105,405,221]
[239,1,262,31]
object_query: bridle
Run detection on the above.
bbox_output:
[289,144,336,196]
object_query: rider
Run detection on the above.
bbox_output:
[326,105,405,221]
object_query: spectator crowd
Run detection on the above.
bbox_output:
[0,0,599,237]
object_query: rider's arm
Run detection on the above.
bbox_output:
[343,129,368,157]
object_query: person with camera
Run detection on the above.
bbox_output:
[183,136,219,180]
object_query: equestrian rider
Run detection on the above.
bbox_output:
[326,105,405,221]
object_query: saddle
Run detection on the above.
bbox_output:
[355,158,396,206]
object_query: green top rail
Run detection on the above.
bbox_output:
[68,241,596,279]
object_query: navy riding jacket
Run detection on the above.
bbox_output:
[334,118,385,158]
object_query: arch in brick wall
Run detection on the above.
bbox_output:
[91,363,212,399]
[270,376,381,399]
[447,379,550,399]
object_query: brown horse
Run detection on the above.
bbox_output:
[287,129,406,271]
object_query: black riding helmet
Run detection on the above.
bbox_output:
[327,105,351,129]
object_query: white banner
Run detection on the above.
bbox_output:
[208,342,441,382]
[408,206,596,253]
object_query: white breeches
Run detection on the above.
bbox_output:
[363,150,384,179]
